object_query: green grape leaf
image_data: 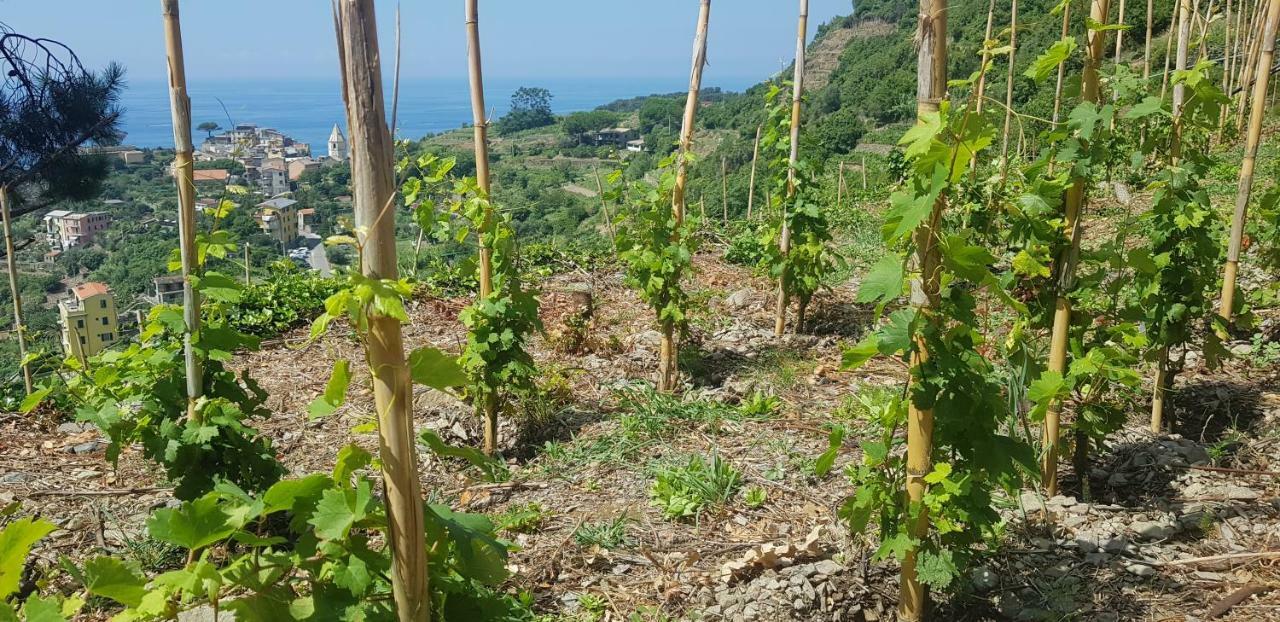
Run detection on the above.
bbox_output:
[916,548,959,589]
[407,347,468,391]
[1024,36,1077,83]
[419,430,508,483]
[841,336,879,371]
[424,504,509,585]
[147,495,237,551]
[82,557,147,608]
[0,517,56,598]
[332,444,372,485]
[308,359,352,419]
[814,426,845,477]
[309,478,374,541]
[857,256,904,304]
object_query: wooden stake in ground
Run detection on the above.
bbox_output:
[1115,0,1129,66]
[836,161,845,209]
[659,0,711,393]
[1219,0,1280,321]
[0,186,31,395]
[1237,0,1265,130]
[1042,0,1112,498]
[591,166,617,247]
[972,0,997,176]
[1161,0,1180,98]
[774,0,809,338]
[721,155,729,227]
[333,1,430,619]
[161,0,203,421]
[900,1,947,618]
[243,243,251,286]
[1152,0,1195,435]
[464,0,502,455]
[999,0,1019,176]
[1144,0,1156,79]
[746,124,761,221]
[861,154,868,189]
[1053,0,1073,127]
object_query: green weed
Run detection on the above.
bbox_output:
[649,453,743,520]
[573,515,632,550]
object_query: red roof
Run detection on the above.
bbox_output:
[72,282,110,300]
[193,169,229,182]
[298,208,316,215]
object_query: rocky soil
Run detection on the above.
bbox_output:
[4,254,1280,621]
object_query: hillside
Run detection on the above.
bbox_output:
[6,1,1280,620]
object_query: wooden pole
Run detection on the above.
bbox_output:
[1116,0,1129,67]
[1054,1,1073,130]
[591,167,617,248]
[861,154,868,189]
[1174,0,1194,115]
[972,0,997,177]
[160,0,203,421]
[243,242,251,286]
[1219,0,1280,321]
[659,0,710,393]
[1144,0,1156,80]
[464,0,502,455]
[999,0,1019,175]
[0,187,32,395]
[1161,0,1180,98]
[1152,0,1195,435]
[1043,0,1111,498]
[721,155,729,227]
[1237,0,1265,129]
[746,124,761,221]
[1223,0,1236,126]
[836,161,844,208]
[900,0,946,618]
[774,0,809,338]
[334,1,430,619]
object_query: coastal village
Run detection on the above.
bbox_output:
[37,122,351,361]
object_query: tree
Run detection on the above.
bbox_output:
[1,22,123,394]
[638,97,683,133]
[196,121,220,138]
[496,86,555,135]
[561,110,623,142]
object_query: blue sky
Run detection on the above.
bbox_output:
[3,1,853,82]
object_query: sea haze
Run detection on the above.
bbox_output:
[118,76,758,150]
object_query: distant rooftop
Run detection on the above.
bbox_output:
[193,169,230,182]
[258,198,298,209]
[72,282,110,300]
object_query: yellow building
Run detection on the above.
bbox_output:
[255,198,299,246]
[59,282,119,362]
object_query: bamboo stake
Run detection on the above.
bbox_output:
[334,1,430,618]
[243,243,251,286]
[1054,1,1072,126]
[0,187,31,395]
[1162,0,1180,98]
[1153,0,1195,435]
[836,161,844,208]
[1238,0,1265,129]
[464,0,502,455]
[659,0,711,393]
[971,0,997,177]
[999,0,1019,176]
[1116,0,1129,67]
[774,0,809,338]
[900,1,946,618]
[746,124,761,221]
[591,167,617,248]
[721,156,729,227]
[1222,0,1236,131]
[1043,0,1112,499]
[1175,0,1194,115]
[161,0,203,421]
[1219,0,1280,321]
[1145,0,1156,79]
[861,154,868,189]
